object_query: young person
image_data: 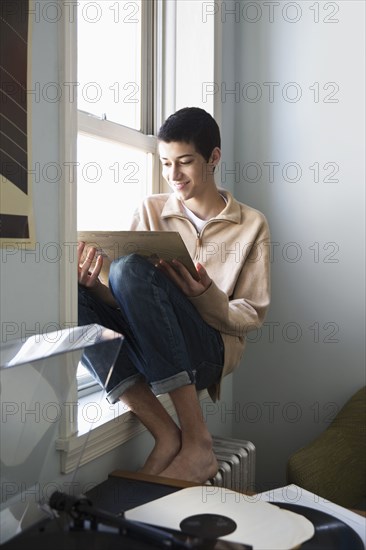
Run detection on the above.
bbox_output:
[78,107,270,483]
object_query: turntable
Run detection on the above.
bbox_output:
[1,471,364,549]
[1,326,365,549]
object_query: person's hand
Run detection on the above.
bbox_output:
[78,241,103,288]
[156,259,211,297]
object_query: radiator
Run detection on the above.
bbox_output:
[208,436,256,493]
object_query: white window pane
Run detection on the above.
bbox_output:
[77,1,141,130]
[77,133,151,231]
[76,362,96,386]
[175,0,214,114]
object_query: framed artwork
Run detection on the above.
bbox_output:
[0,0,35,245]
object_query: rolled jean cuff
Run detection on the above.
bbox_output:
[150,370,195,396]
[106,373,143,404]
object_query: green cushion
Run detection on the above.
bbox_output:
[287,386,366,508]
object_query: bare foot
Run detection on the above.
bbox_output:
[140,432,182,475]
[158,439,218,483]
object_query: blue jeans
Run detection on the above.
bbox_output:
[78,254,224,403]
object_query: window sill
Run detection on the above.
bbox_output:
[56,389,208,474]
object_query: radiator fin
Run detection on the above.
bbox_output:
[208,436,255,493]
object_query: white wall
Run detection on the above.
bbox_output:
[219,0,365,489]
[0,10,60,337]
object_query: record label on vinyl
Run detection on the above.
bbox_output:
[180,513,237,538]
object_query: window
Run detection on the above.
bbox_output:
[59,0,218,453]
[77,1,142,130]
[175,0,215,115]
[76,0,159,232]
[77,131,153,231]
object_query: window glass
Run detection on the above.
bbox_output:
[77,133,151,231]
[175,0,214,114]
[77,0,142,130]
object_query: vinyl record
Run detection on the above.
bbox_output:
[273,502,364,550]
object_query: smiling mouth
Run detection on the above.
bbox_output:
[173,181,189,190]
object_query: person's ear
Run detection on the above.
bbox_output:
[209,147,221,168]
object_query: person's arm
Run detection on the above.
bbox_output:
[189,230,271,337]
[78,242,119,309]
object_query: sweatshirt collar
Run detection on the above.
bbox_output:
[161,189,242,224]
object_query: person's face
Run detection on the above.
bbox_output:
[158,141,219,201]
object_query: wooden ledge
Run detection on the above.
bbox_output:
[109,469,204,489]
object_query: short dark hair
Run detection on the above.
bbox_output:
[157,107,221,162]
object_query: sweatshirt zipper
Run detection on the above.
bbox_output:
[166,214,226,263]
[195,231,202,262]
[194,219,231,262]
[168,214,203,262]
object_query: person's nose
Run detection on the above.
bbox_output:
[171,163,183,181]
